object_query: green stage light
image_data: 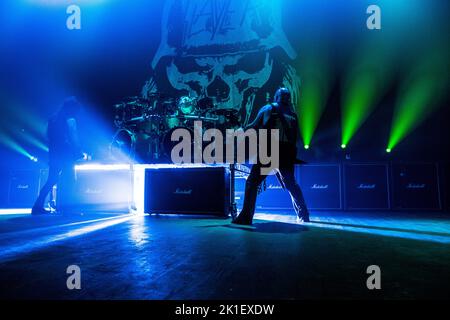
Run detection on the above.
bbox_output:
[341,73,377,147]
[388,77,445,151]
[304,144,310,150]
[295,49,330,149]
[299,76,328,147]
[341,144,346,149]
[386,148,391,153]
[388,48,449,151]
[341,41,393,148]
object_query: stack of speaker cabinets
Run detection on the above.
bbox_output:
[239,162,444,212]
[390,163,441,211]
[444,163,450,212]
[0,162,446,213]
[0,168,10,207]
[298,164,342,210]
[74,167,133,212]
[144,166,231,216]
[343,164,390,210]
[255,173,294,211]
[7,170,41,208]
[234,175,247,211]
[242,164,342,212]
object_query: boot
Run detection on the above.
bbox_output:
[291,189,310,222]
[297,205,310,223]
[31,206,51,215]
[232,212,253,225]
[232,180,259,225]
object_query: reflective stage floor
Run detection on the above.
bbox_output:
[0,210,449,299]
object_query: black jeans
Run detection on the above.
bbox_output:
[238,162,309,222]
[33,160,76,211]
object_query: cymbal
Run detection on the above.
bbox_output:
[125,96,142,100]
[160,98,176,103]
[128,101,148,106]
[210,108,238,115]
[148,92,172,98]
[126,96,153,103]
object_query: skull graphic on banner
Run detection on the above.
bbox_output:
[142,0,301,125]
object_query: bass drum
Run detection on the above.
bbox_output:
[110,129,136,162]
[163,127,194,160]
[110,129,154,163]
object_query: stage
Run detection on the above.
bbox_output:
[0,210,448,300]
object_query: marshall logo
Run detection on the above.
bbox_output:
[85,188,103,195]
[267,184,283,190]
[357,184,376,189]
[311,184,329,189]
[174,188,193,195]
[16,184,30,189]
[406,183,426,189]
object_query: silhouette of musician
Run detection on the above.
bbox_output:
[32,97,86,215]
[233,88,310,225]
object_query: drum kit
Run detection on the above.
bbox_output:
[111,94,241,163]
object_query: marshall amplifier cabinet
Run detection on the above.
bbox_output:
[391,163,441,210]
[344,164,390,210]
[74,168,133,212]
[234,175,247,211]
[144,166,231,216]
[8,170,40,208]
[297,164,342,210]
[444,163,450,212]
[0,168,10,207]
[256,173,294,211]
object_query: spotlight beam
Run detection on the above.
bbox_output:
[297,52,330,148]
[21,132,49,152]
[388,71,447,151]
[341,74,377,147]
[0,132,33,159]
[0,214,134,263]
[341,43,393,148]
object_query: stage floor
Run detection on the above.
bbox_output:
[0,210,449,299]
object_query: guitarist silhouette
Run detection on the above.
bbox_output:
[233,88,310,225]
